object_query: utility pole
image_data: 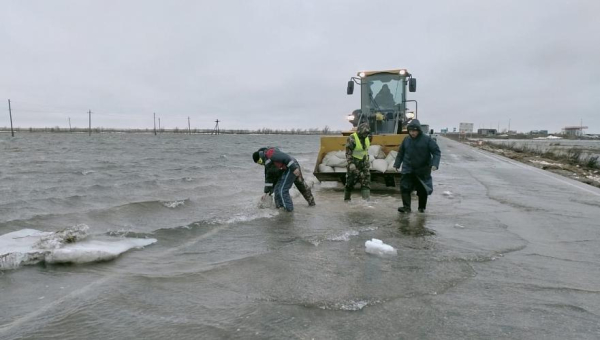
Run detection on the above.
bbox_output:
[158,118,161,133]
[8,99,14,137]
[68,117,72,132]
[153,112,157,135]
[508,118,511,133]
[212,119,220,135]
[188,117,191,134]
[88,110,92,136]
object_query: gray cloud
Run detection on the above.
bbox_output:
[2,0,599,133]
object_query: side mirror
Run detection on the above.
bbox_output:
[409,78,417,92]
[347,80,354,95]
[430,129,434,134]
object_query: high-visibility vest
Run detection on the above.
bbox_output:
[352,133,370,159]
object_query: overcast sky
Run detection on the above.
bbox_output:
[2,0,599,133]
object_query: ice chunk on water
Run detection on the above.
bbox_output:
[35,224,89,249]
[46,238,157,264]
[161,200,186,209]
[0,226,156,270]
[0,229,52,270]
[365,238,397,256]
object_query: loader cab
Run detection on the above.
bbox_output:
[347,69,416,135]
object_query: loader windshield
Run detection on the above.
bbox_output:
[363,74,404,111]
[359,73,406,134]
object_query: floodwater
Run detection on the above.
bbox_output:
[1,133,600,339]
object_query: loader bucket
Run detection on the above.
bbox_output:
[313,134,406,187]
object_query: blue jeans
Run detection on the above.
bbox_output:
[274,169,296,211]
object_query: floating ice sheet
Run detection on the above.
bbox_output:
[0,226,156,270]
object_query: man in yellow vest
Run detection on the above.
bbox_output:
[344,122,371,201]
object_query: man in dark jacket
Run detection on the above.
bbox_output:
[393,119,441,213]
[253,147,315,212]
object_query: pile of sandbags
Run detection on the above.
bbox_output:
[369,145,398,173]
[319,151,347,173]
[318,146,400,173]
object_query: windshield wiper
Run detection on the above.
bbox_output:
[368,92,381,111]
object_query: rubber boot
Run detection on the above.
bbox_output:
[398,193,412,213]
[361,188,370,201]
[344,187,352,201]
[418,194,427,213]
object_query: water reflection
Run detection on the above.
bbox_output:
[398,213,435,236]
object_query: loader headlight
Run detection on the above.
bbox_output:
[399,69,407,75]
[405,112,415,119]
[359,72,366,78]
[347,115,355,121]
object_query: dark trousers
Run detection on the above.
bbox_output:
[400,173,428,209]
[293,168,315,206]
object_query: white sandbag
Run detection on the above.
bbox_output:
[368,145,383,158]
[323,151,347,167]
[257,195,275,209]
[323,150,342,160]
[325,158,347,167]
[334,167,347,173]
[318,164,335,173]
[321,152,334,164]
[385,150,397,171]
[371,159,388,173]
[385,150,398,164]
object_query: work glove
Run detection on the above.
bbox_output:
[431,166,438,171]
[348,163,357,171]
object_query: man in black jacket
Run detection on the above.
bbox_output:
[393,119,441,213]
[253,147,315,211]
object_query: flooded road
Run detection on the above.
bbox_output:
[1,134,599,339]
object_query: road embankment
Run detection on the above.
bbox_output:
[444,136,600,189]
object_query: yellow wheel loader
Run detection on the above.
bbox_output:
[313,69,418,187]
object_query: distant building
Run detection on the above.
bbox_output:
[478,128,497,135]
[530,130,548,136]
[440,128,448,134]
[459,123,474,134]
[562,126,588,137]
